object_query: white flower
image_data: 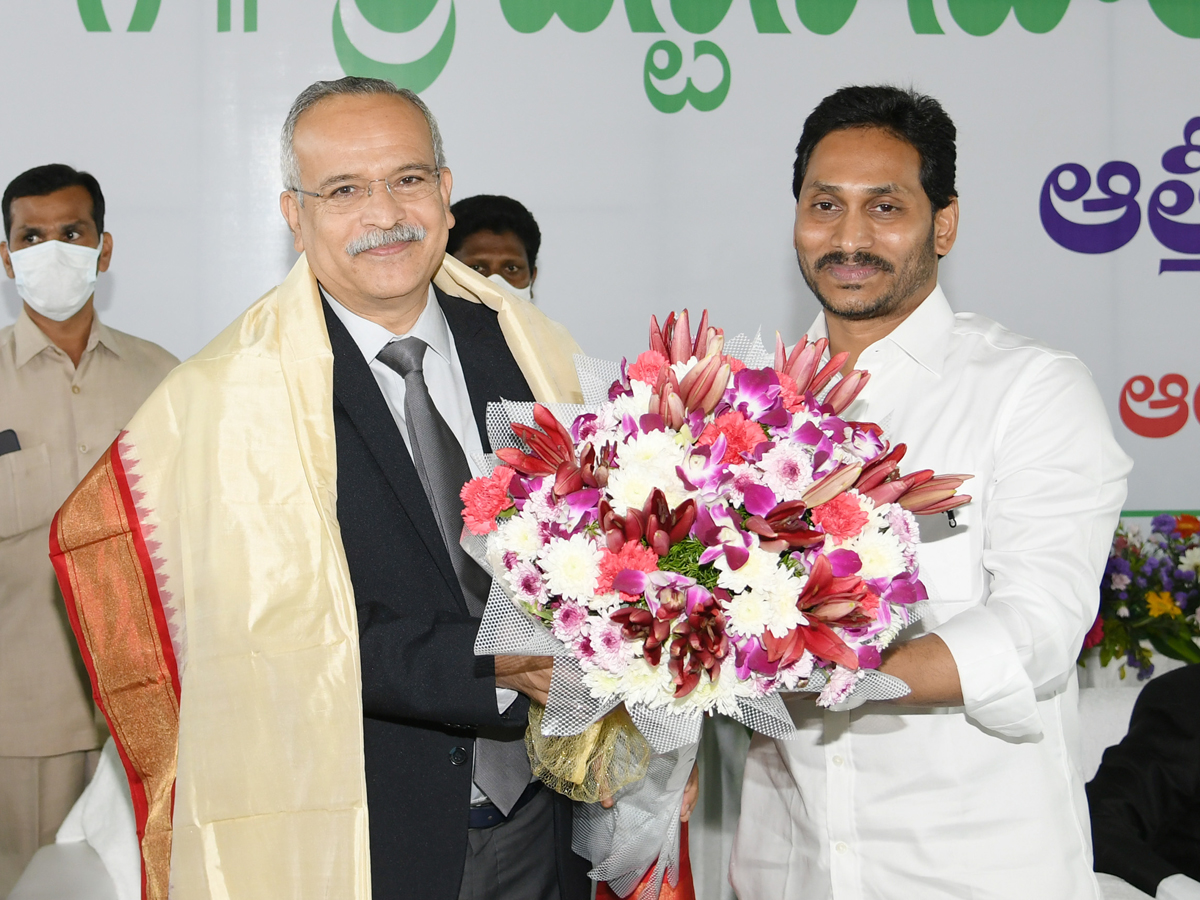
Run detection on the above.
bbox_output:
[764,589,807,638]
[1181,546,1200,573]
[1110,573,1131,591]
[716,543,782,594]
[758,442,815,501]
[726,589,772,638]
[611,380,654,422]
[606,430,692,511]
[493,513,544,561]
[673,655,756,716]
[538,533,602,602]
[845,529,906,580]
[671,357,699,384]
[1117,605,1130,618]
[584,657,673,707]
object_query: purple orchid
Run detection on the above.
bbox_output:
[694,503,752,570]
[720,369,791,429]
[677,436,733,496]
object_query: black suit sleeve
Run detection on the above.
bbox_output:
[356,600,529,730]
[1087,668,1200,895]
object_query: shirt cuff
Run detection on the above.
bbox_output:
[932,604,1044,739]
[1158,874,1200,900]
[496,687,518,714]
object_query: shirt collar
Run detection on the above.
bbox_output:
[806,284,955,376]
[320,284,451,366]
[13,305,120,368]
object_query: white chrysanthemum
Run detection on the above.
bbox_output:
[673,655,756,716]
[538,533,603,602]
[611,380,654,422]
[763,585,807,638]
[584,657,673,707]
[716,543,782,594]
[493,512,544,561]
[587,592,623,615]
[758,442,815,501]
[1181,546,1200,573]
[846,528,906,580]
[726,589,772,638]
[606,430,692,510]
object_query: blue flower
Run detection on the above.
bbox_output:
[1151,514,1177,535]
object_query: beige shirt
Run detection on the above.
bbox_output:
[0,307,177,757]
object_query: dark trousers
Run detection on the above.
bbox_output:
[458,787,563,900]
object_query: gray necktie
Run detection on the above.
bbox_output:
[376,337,532,816]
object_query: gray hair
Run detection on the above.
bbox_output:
[280,76,446,191]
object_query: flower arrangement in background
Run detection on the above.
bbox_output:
[1082,513,1200,679]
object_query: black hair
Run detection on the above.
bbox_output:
[447,194,541,270]
[3,164,106,241]
[793,85,957,211]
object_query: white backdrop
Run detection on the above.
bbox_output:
[1,0,1197,509]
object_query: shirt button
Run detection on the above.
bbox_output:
[72,385,81,394]
[835,842,849,854]
[832,755,845,767]
[78,443,88,454]
[449,746,468,766]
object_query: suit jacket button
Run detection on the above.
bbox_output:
[450,746,468,766]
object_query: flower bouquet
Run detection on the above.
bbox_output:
[460,311,971,898]
[1081,513,1200,680]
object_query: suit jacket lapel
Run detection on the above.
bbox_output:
[321,297,464,609]
[437,286,534,452]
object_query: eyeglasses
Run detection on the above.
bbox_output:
[292,165,441,212]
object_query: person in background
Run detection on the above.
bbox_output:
[0,163,177,893]
[1089,663,1200,900]
[447,194,540,301]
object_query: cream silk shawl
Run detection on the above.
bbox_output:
[49,253,583,900]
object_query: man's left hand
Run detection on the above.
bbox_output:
[495,655,553,705]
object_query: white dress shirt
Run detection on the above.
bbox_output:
[323,286,517,806]
[324,285,485,476]
[731,286,1131,900]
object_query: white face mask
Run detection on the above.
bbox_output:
[9,239,102,321]
[487,272,533,303]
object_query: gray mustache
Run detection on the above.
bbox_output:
[346,223,427,257]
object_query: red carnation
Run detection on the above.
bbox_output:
[597,541,660,601]
[698,411,768,466]
[777,372,804,412]
[1082,614,1104,650]
[811,493,870,542]
[460,466,516,535]
[627,350,669,385]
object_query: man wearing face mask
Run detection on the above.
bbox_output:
[0,163,177,894]
[447,194,541,302]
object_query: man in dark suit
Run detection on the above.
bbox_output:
[278,76,590,900]
[1088,663,1200,900]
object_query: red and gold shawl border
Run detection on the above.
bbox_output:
[49,435,181,900]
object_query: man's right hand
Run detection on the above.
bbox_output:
[495,655,553,706]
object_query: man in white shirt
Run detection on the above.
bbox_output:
[730,85,1131,899]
